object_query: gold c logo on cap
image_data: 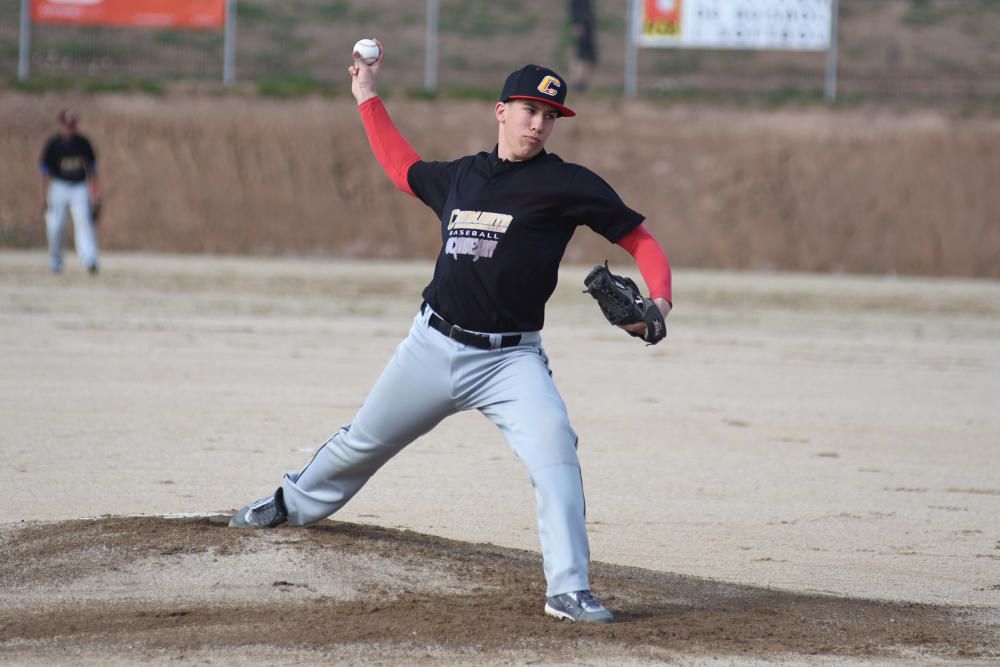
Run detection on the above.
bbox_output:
[537,75,561,97]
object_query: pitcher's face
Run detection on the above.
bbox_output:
[496,99,558,162]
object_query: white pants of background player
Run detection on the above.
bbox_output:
[46,178,98,272]
[282,305,592,597]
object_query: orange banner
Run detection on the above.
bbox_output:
[32,0,226,29]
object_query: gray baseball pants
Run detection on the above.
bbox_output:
[45,179,98,271]
[281,305,591,597]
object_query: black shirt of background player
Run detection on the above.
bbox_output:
[408,146,644,333]
[40,134,96,183]
[570,0,598,64]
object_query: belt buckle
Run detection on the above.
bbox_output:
[448,324,463,341]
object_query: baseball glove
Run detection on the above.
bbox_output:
[583,262,666,345]
[90,201,102,225]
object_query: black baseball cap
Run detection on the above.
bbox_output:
[499,64,576,117]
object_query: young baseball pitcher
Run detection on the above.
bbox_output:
[230,39,672,624]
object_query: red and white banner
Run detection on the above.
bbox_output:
[635,0,832,51]
[32,0,226,29]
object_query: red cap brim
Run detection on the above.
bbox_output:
[506,95,576,117]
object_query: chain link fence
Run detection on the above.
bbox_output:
[2,0,1000,102]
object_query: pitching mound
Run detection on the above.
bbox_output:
[1,517,996,665]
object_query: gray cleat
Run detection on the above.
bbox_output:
[229,487,288,528]
[544,590,615,623]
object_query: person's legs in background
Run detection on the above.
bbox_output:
[44,181,70,273]
[68,183,99,273]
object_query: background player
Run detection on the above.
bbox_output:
[568,0,598,92]
[39,109,102,275]
[230,40,672,624]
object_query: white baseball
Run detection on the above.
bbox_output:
[353,38,380,65]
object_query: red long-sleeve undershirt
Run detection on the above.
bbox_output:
[358,96,419,196]
[358,96,672,304]
[616,225,673,304]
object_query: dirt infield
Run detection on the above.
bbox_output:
[2,516,996,666]
[1,251,999,665]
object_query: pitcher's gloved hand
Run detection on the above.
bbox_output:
[583,262,667,345]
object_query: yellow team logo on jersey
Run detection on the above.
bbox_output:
[447,209,513,233]
[537,75,561,97]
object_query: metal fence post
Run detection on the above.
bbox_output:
[224,0,237,86]
[624,0,637,99]
[18,0,30,80]
[425,0,439,94]
[825,0,839,103]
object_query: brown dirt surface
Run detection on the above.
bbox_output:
[1,516,997,666]
[2,251,999,665]
[4,92,1000,279]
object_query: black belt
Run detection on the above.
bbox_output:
[422,304,521,350]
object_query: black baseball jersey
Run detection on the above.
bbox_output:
[40,134,96,183]
[408,146,644,333]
